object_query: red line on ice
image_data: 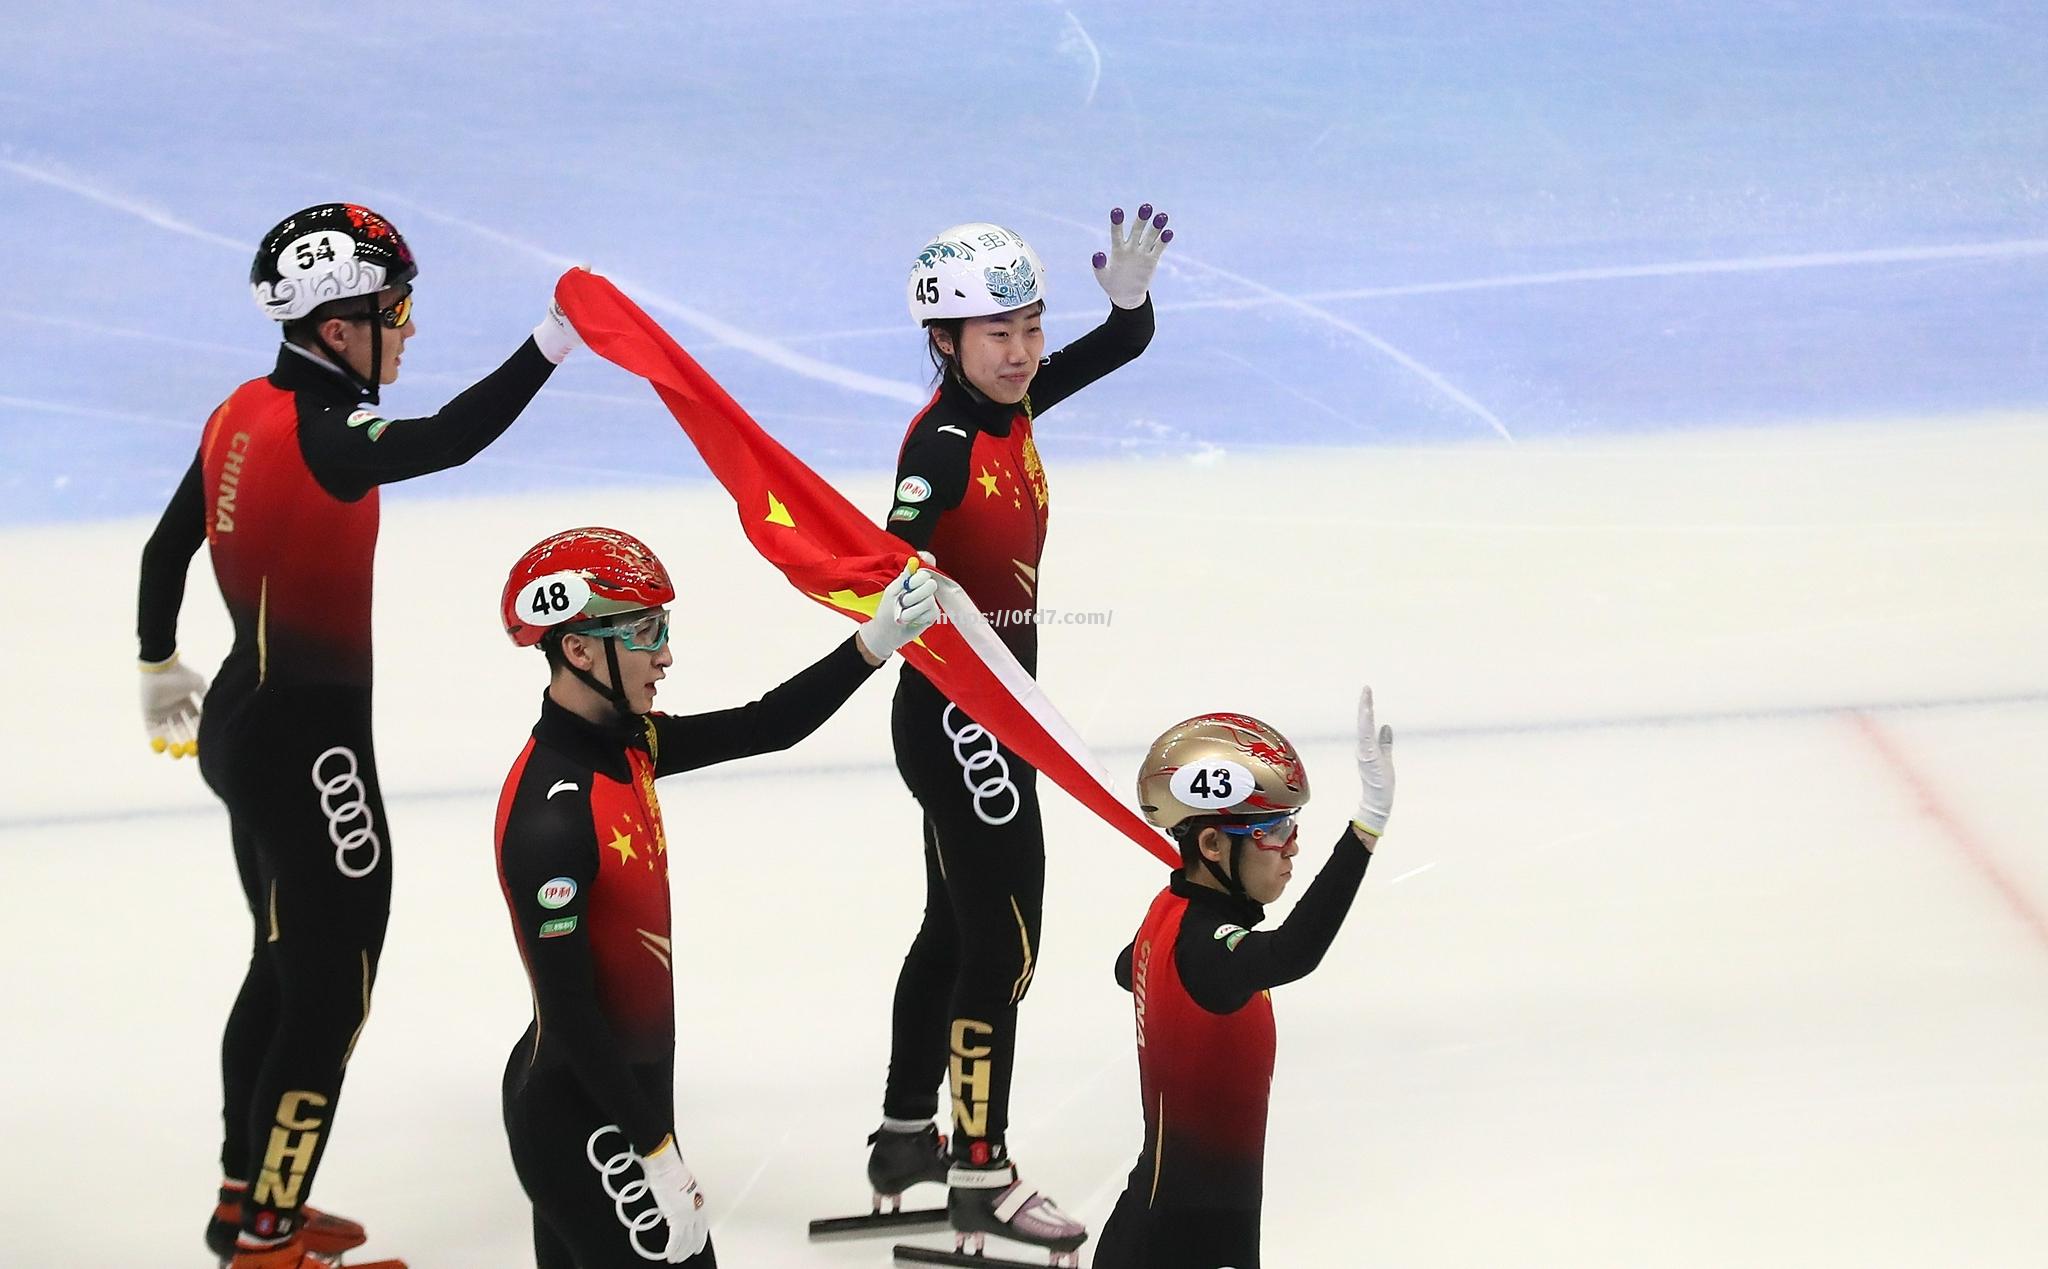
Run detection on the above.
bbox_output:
[1850,711,2048,956]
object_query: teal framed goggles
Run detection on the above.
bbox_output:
[570,608,670,653]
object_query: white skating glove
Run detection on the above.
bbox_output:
[140,653,207,759]
[856,559,942,662]
[532,296,583,364]
[640,1136,709,1262]
[1091,202,1174,309]
[1352,686,1395,841]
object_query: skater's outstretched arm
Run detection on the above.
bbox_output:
[1176,828,1373,1013]
[1027,297,1155,414]
[1179,687,1396,1014]
[298,303,580,499]
[648,636,873,775]
[647,563,938,775]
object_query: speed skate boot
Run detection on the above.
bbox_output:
[946,1149,1087,1268]
[225,1232,407,1268]
[868,1121,951,1214]
[806,1122,953,1238]
[205,1181,368,1266]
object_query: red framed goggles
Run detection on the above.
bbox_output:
[1216,814,1299,852]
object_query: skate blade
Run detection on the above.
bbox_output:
[893,1242,1082,1268]
[216,1256,404,1269]
[807,1207,949,1239]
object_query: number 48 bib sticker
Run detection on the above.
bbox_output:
[1170,760,1255,809]
[517,572,592,628]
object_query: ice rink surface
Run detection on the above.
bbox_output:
[4,1,2048,1266]
[6,432,2047,1267]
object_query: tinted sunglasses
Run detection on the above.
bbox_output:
[344,289,413,330]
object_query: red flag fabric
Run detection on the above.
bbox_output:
[555,269,1177,867]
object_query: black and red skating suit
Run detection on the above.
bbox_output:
[884,298,1153,674]
[494,638,877,1269]
[1093,831,1373,1269]
[133,339,556,1245]
[877,301,1154,1156]
[139,341,556,680]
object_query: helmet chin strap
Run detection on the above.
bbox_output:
[1201,830,1252,902]
[365,315,383,406]
[554,633,637,720]
[950,364,987,404]
[310,298,383,404]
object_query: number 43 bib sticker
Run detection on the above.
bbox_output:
[518,572,592,627]
[1171,760,1255,809]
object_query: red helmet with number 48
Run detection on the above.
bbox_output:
[501,527,675,647]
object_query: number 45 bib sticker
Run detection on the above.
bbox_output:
[517,572,593,628]
[1171,760,1255,809]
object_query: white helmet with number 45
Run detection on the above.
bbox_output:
[907,222,1046,323]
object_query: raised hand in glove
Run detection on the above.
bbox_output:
[1092,202,1175,309]
[639,1136,709,1262]
[141,653,207,759]
[855,558,942,662]
[1352,686,1395,842]
[532,295,584,364]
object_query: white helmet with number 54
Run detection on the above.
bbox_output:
[907,222,1046,323]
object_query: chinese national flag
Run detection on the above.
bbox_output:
[555,270,1176,867]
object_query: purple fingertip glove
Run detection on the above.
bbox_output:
[1094,199,1173,308]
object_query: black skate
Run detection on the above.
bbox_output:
[893,1154,1087,1268]
[806,1123,950,1239]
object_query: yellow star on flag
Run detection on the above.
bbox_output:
[765,492,795,528]
[807,586,884,619]
[607,827,638,864]
[977,468,1000,498]
[806,583,946,663]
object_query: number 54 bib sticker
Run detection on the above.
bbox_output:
[517,572,592,627]
[1171,760,1255,809]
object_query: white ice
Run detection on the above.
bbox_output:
[3,420,2046,1266]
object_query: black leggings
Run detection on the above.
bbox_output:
[201,685,392,1243]
[504,1059,716,1269]
[1094,1189,1262,1268]
[882,672,1047,1156]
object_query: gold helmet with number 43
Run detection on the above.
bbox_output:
[1136,712,1310,832]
